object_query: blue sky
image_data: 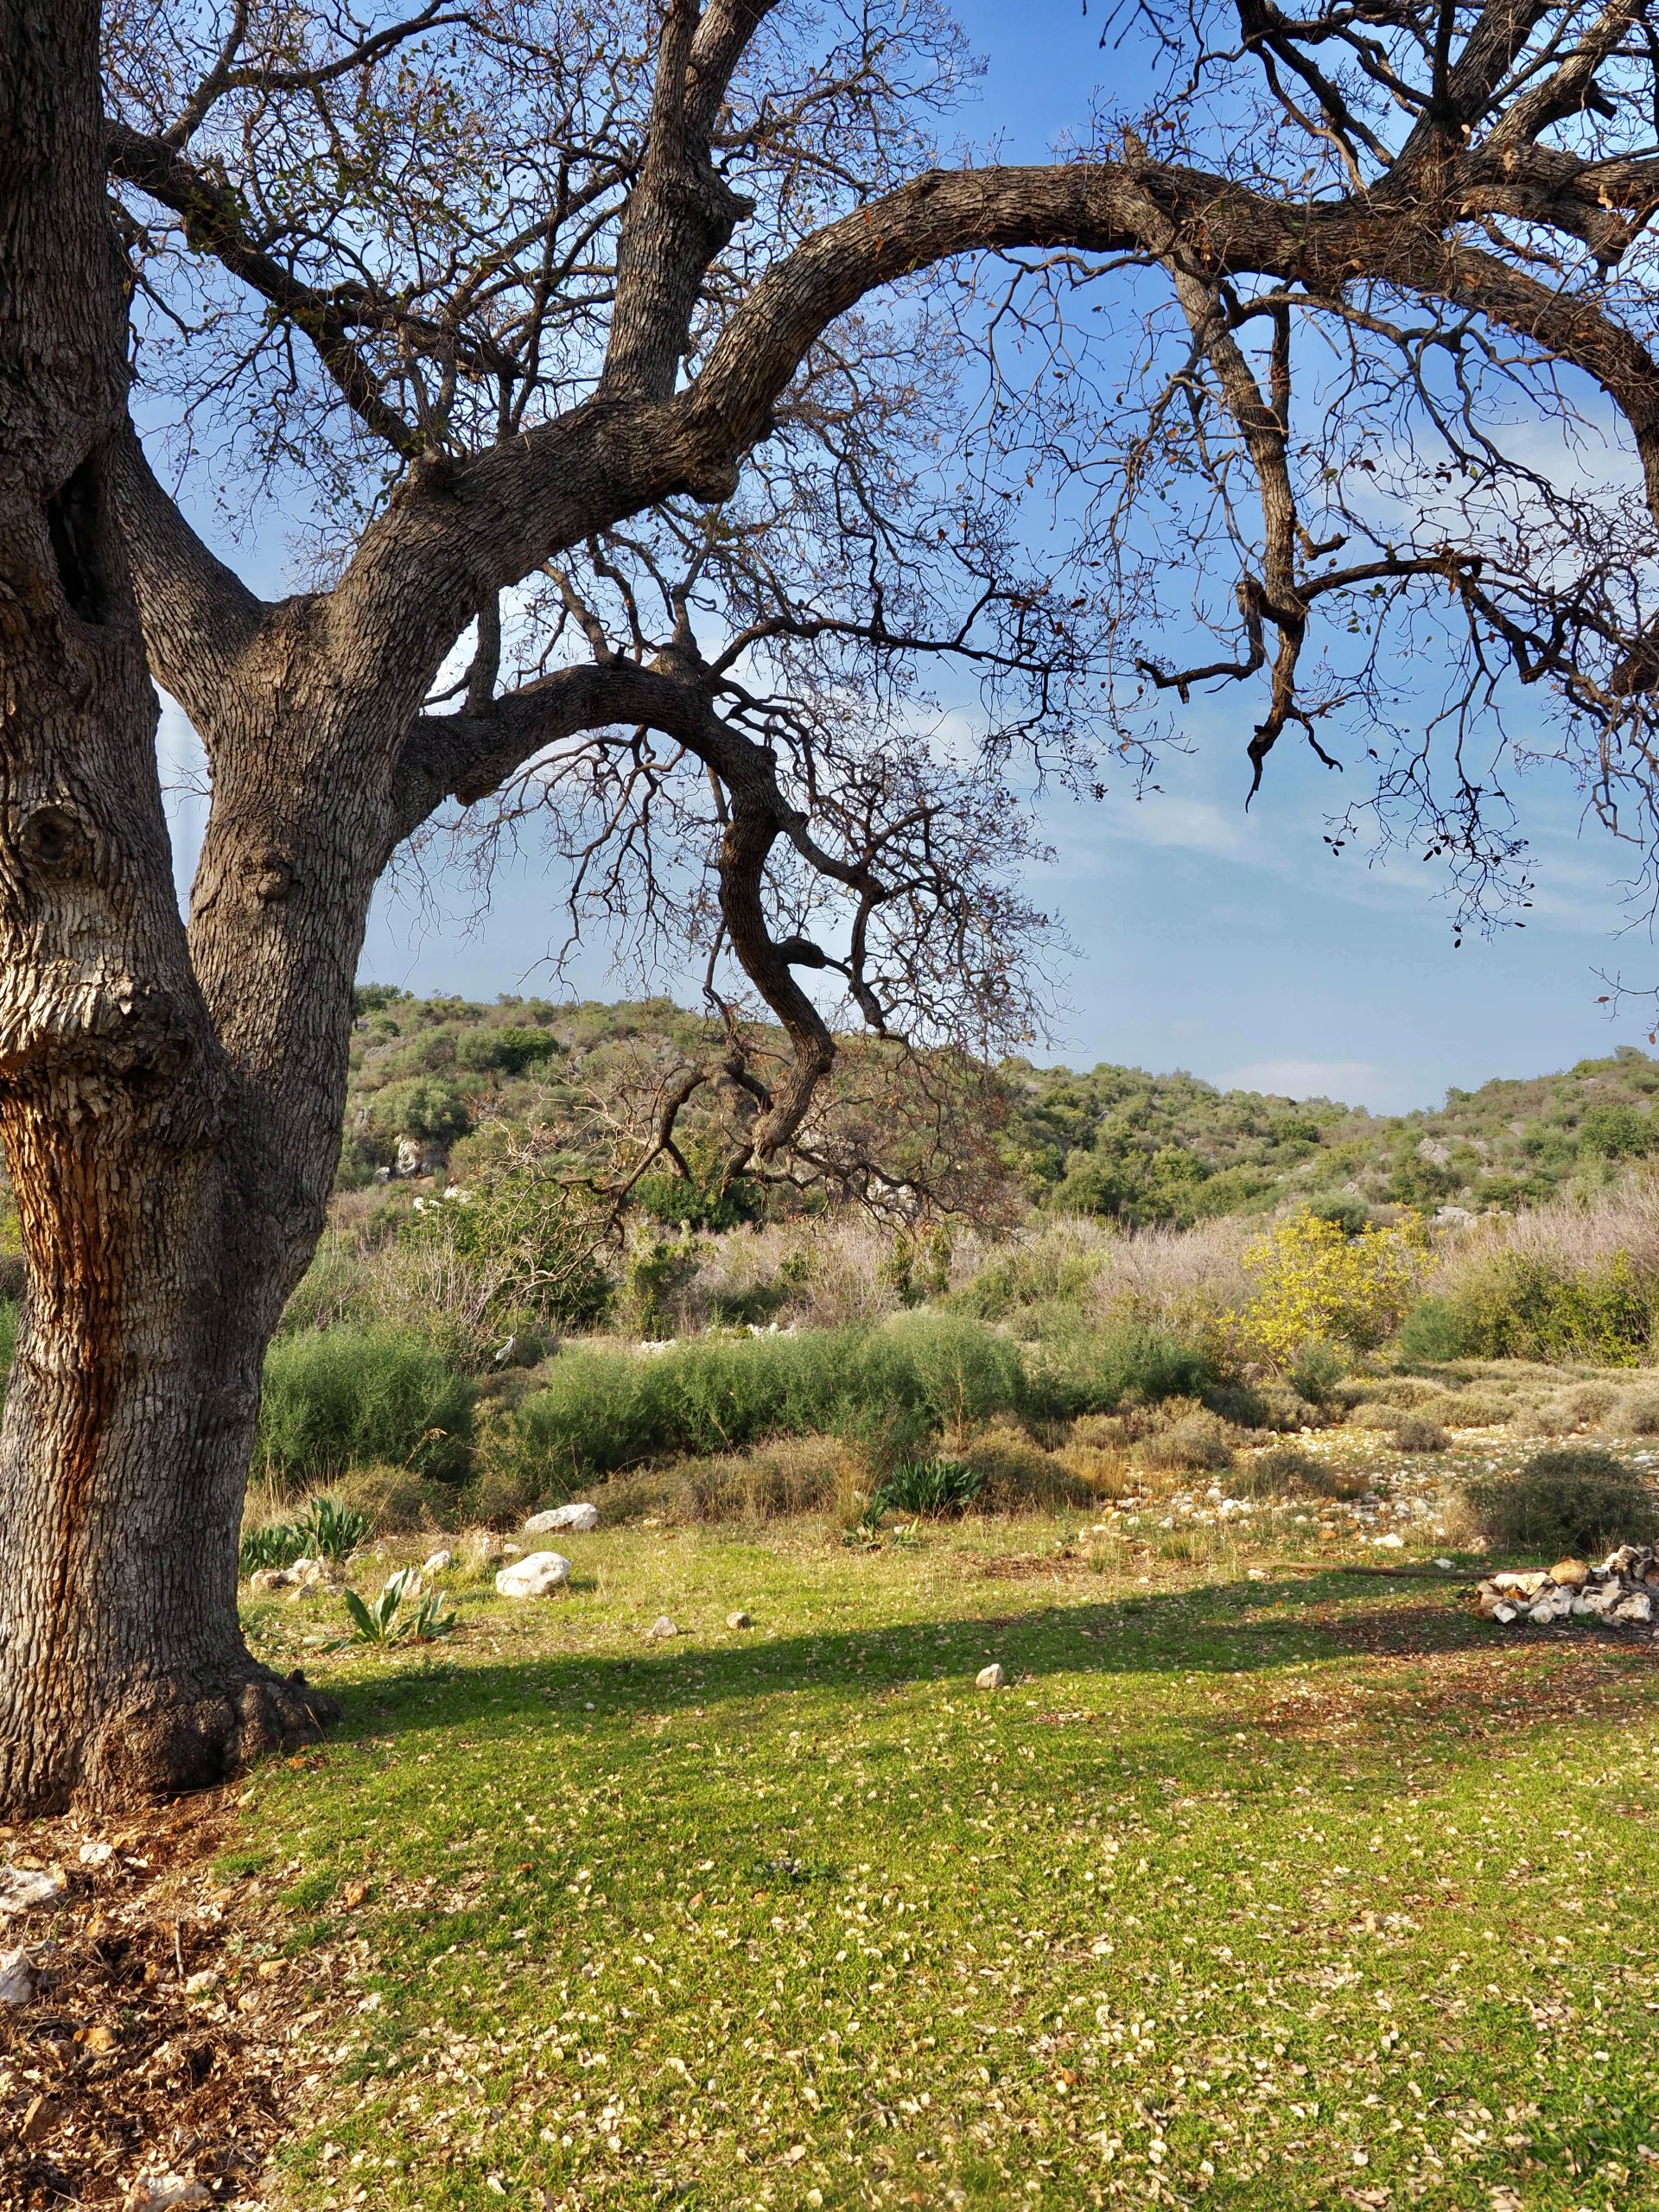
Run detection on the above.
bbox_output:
[160,2,1659,1117]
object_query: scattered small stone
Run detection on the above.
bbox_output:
[647,1615,679,1639]
[727,1610,753,1628]
[183,1969,218,1996]
[0,1865,63,1917]
[976,1662,1008,1690]
[1372,1533,1405,1550]
[420,1548,454,1575]
[1433,1557,1456,1569]
[524,1502,600,1535]
[77,1840,114,1867]
[1549,1556,1590,1588]
[495,1551,571,1598]
[0,1947,34,2005]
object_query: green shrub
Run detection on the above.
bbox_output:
[883,1312,1026,1430]
[1287,1339,1348,1403]
[496,1317,1027,1487]
[1027,1323,1214,1422]
[1365,1376,1453,1409]
[257,1325,476,1485]
[1561,1380,1620,1425]
[364,1076,472,1143]
[961,1423,1097,1513]
[1236,1445,1366,1500]
[675,1439,848,1522]
[1393,1414,1450,1453]
[1459,1447,1659,1556]
[1616,1387,1659,1435]
[1137,1410,1233,1475]
[624,1232,705,1338]
[1345,1401,1405,1431]
[467,1458,543,1530]
[953,1245,1098,1319]
[1441,1391,1510,1428]
[1395,1295,1474,1361]
[403,1179,611,1331]
[1425,1251,1654,1365]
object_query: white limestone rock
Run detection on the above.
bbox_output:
[0,1866,62,1919]
[494,1551,571,1598]
[524,1503,600,1535]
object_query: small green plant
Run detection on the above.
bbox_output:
[624,1230,704,1338]
[296,1494,372,1560]
[1287,1338,1348,1404]
[240,1492,372,1578]
[239,1520,308,1575]
[1459,1446,1659,1557]
[863,1458,982,1522]
[341,1567,457,1646]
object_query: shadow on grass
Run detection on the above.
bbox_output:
[312,1567,1586,1747]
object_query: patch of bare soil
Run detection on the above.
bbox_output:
[970,1547,1111,1580]
[1243,1634,1658,1747]
[0,1793,315,2209]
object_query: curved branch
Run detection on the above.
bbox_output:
[108,422,266,717]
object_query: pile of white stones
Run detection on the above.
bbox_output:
[1473,1544,1659,1632]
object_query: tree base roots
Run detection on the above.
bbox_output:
[74,1664,338,1809]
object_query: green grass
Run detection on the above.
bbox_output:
[233,1524,1659,2210]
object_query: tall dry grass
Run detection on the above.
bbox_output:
[1424,1176,1659,1291]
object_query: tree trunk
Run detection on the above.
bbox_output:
[0,0,334,1812]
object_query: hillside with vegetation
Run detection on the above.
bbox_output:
[343,985,1659,1225]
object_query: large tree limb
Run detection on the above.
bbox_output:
[108,422,266,720]
[601,0,772,400]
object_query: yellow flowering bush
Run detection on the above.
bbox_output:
[1240,1208,1425,1366]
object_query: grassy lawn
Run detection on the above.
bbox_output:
[226,1514,1659,2212]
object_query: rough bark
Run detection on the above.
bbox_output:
[0,0,332,1813]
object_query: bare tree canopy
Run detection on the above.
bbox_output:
[9,0,1659,1809]
[107,0,1659,978]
